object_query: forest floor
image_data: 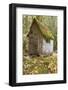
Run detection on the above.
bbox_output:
[23,53,57,75]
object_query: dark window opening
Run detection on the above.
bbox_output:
[46,39,50,43]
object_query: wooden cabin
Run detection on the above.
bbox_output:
[27,18,54,56]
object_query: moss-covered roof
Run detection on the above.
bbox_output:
[29,18,54,40]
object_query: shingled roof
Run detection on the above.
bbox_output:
[28,18,54,40]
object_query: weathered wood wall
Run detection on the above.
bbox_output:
[28,21,53,56]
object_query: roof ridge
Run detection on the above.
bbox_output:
[33,18,54,40]
[33,18,49,28]
[28,18,54,40]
